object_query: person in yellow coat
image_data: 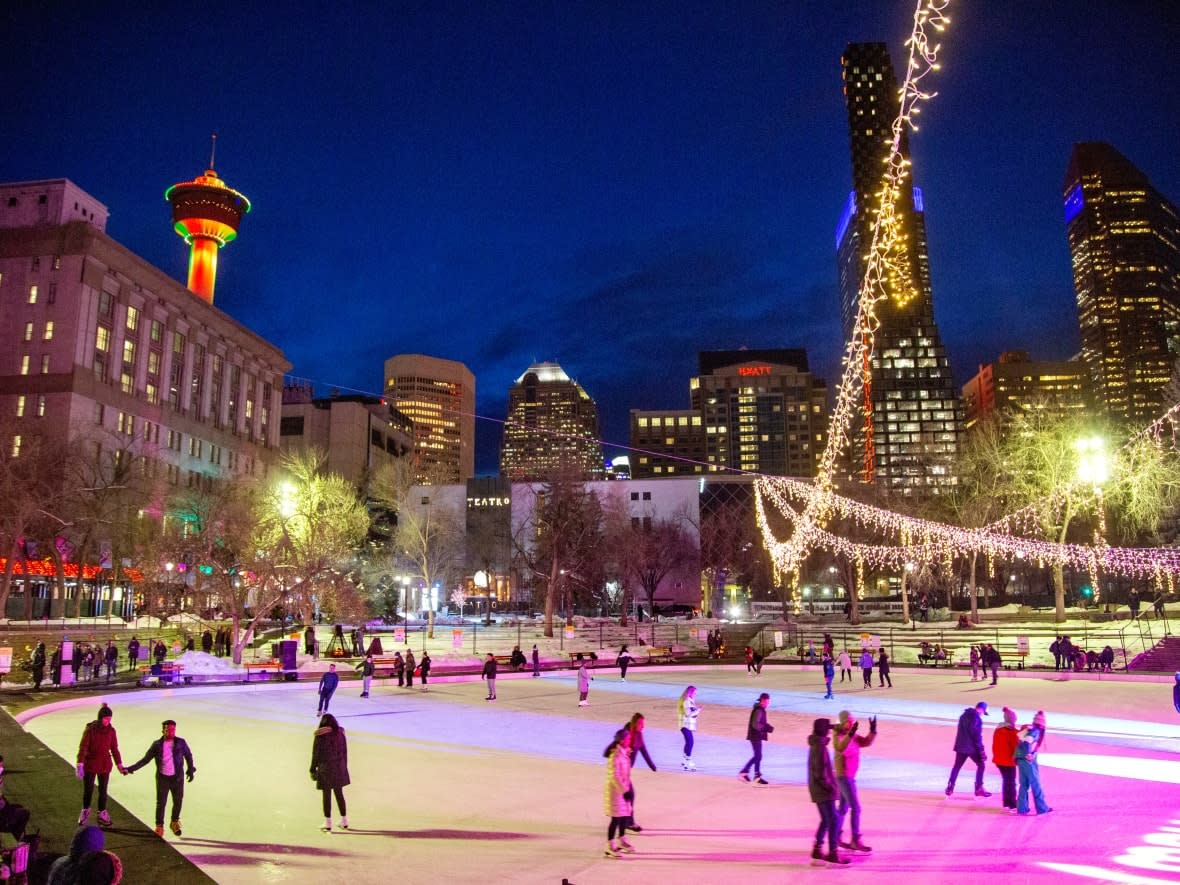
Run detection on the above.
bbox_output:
[602,728,634,858]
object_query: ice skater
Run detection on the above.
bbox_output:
[1174,671,1180,715]
[125,719,196,837]
[419,651,431,690]
[837,648,852,683]
[76,703,126,827]
[946,701,991,798]
[359,654,374,697]
[822,654,835,699]
[877,648,892,688]
[624,713,656,832]
[310,714,350,832]
[532,644,540,678]
[602,728,635,857]
[1015,711,1051,815]
[859,648,873,688]
[577,655,593,706]
[678,686,700,770]
[833,710,876,853]
[616,645,633,682]
[316,663,339,716]
[404,648,415,688]
[481,653,497,700]
[970,645,981,680]
[991,706,1019,812]
[808,718,848,865]
[738,693,774,785]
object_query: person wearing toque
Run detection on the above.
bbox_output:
[76,703,126,828]
[946,701,991,798]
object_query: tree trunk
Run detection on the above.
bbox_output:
[1052,563,1066,623]
[618,584,629,627]
[0,541,16,619]
[900,569,910,625]
[846,560,860,626]
[543,559,558,638]
[968,551,979,624]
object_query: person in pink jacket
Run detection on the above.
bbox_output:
[832,709,877,853]
[602,728,635,858]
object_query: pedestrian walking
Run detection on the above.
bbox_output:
[970,645,981,680]
[992,706,1019,813]
[481,653,497,700]
[822,654,835,699]
[1015,711,1051,815]
[304,625,316,655]
[125,719,196,837]
[316,664,339,716]
[31,641,45,690]
[531,644,540,678]
[404,648,415,688]
[624,713,656,832]
[359,654,374,698]
[419,651,431,690]
[76,703,127,827]
[987,644,1001,684]
[738,693,774,785]
[310,714,350,832]
[946,701,991,798]
[808,718,848,865]
[577,655,593,706]
[678,686,700,770]
[877,648,892,687]
[602,728,635,858]
[837,649,852,683]
[616,645,633,682]
[859,648,873,689]
[833,710,877,853]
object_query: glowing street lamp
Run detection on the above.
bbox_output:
[1074,437,1109,489]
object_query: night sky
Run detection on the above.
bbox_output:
[3,2,1179,473]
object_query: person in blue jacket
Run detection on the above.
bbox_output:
[125,719,196,837]
[822,654,835,699]
[317,664,340,716]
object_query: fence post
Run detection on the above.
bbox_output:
[472,623,477,656]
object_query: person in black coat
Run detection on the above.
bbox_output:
[738,693,774,784]
[808,718,847,865]
[125,719,196,837]
[946,701,991,797]
[310,714,350,832]
[31,641,46,690]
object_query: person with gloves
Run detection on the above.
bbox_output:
[125,719,196,837]
[602,727,635,857]
[808,718,848,865]
[946,701,991,798]
[833,710,877,852]
[75,704,125,828]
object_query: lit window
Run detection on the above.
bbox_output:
[11,435,21,458]
[15,396,26,417]
[27,285,37,304]
[43,321,54,340]
[95,327,110,352]
[36,396,45,417]
[126,305,139,332]
[40,355,49,374]
[19,355,29,375]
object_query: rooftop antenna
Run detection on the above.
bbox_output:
[208,132,217,171]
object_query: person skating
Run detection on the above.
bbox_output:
[125,719,196,837]
[1174,672,1180,715]
[482,653,497,700]
[317,664,339,716]
[359,654,374,697]
[992,706,1020,813]
[602,728,635,857]
[531,644,540,678]
[419,651,431,690]
[311,714,350,832]
[76,703,126,827]
[822,653,835,699]
[677,685,700,770]
[946,701,991,798]
[1015,711,1051,815]
[985,643,1001,684]
[577,655,593,706]
[877,648,892,687]
[859,648,873,689]
[837,648,852,683]
[833,710,877,853]
[738,693,774,785]
[624,713,656,833]
[616,645,632,682]
[808,718,848,865]
[31,641,45,690]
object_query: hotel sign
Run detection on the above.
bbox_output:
[737,365,772,377]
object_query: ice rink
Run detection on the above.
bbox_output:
[19,664,1180,884]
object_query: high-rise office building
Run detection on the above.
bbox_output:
[499,361,603,481]
[961,351,1090,431]
[384,354,475,484]
[837,42,962,495]
[1064,143,1180,425]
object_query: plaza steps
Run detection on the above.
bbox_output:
[1129,635,1180,672]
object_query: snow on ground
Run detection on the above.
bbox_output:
[20,662,1180,884]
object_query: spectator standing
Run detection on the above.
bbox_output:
[76,703,126,827]
[481,653,497,701]
[316,664,339,716]
[946,701,991,798]
[577,656,593,707]
[837,649,852,683]
[359,654,374,698]
[833,710,877,853]
[859,648,873,689]
[531,644,540,678]
[624,713,656,832]
[393,651,405,687]
[104,642,117,682]
[50,643,62,687]
[970,645,981,680]
[919,594,930,622]
[616,645,633,682]
[602,728,635,858]
[1153,591,1166,619]
[991,706,1020,813]
[200,630,213,654]
[1129,588,1141,620]
[1050,636,1062,671]
[404,648,416,688]
[822,654,835,700]
[677,686,700,770]
[125,719,196,837]
[31,641,46,690]
[126,637,140,671]
[877,648,892,688]
[310,714,350,832]
[304,624,316,656]
[738,693,774,785]
[419,651,431,690]
[153,640,166,664]
[808,718,848,865]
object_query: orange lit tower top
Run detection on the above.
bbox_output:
[164,137,250,304]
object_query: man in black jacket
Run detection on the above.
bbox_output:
[126,720,196,837]
[945,701,991,798]
[738,693,774,785]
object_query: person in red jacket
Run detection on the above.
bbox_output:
[76,703,126,827]
[991,706,1020,813]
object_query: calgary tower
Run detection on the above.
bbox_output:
[164,136,250,304]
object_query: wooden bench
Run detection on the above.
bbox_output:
[645,647,676,664]
[562,652,598,669]
[371,657,404,678]
[493,654,528,670]
[244,660,285,681]
[139,662,186,685]
[917,649,953,667]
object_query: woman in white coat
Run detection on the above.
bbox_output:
[603,728,635,857]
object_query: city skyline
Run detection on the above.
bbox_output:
[4,2,1178,473]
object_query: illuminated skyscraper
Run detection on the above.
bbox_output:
[837,42,961,495]
[1064,143,1180,424]
[499,361,603,481]
[384,354,475,484]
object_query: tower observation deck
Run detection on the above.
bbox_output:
[165,156,250,304]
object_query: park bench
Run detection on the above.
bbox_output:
[991,645,1030,670]
[371,657,404,678]
[562,651,598,669]
[645,647,676,664]
[139,662,186,686]
[917,648,953,667]
[494,654,528,671]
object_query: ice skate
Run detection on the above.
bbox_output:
[321,818,332,832]
[78,808,90,826]
[617,838,636,853]
[97,810,112,828]
[170,819,182,836]
[339,816,349,829]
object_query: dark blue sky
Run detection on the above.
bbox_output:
[4,2,1179,473]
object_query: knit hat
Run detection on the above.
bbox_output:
[837,710,855,728]
[812,718,831,736]
[70,825,105,859]
[1002,706,1017,726]
[975,701,989,715]
[77,848,123,884]
[97,704,113,721]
